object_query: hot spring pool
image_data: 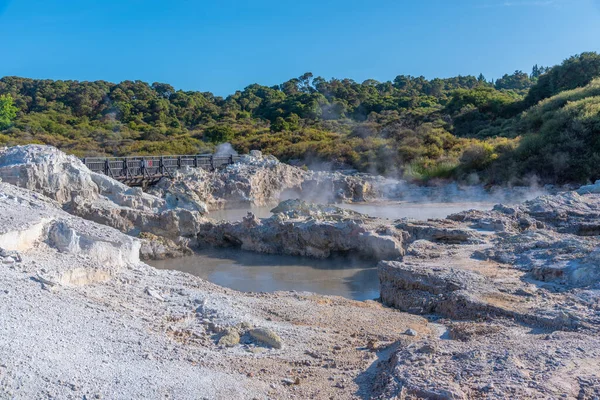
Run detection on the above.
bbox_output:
[147,249,379,301]
[151,201,501,300]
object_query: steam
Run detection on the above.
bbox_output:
[279,173,550,221]
[373,180,548,205]
[214,142,238,157]
[214,147,551,223]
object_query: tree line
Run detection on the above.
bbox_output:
[1,52,599,184]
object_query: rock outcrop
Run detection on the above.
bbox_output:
[299,171,385,203]
[0,181,140,286]
[0,145,206,253]
[373,189,600,398]
[196,200,406,259]
[380,190,600,333]
[451,191,600,236]
[148,150,307,211]
[1,145,600,399]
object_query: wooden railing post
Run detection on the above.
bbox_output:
[177,156,181,169]
[123,159,128,179]
[104,159,110,176]
[140,157,145,177]
[194,155,198,168]
[229,154,233,164]
[210,155,214,170]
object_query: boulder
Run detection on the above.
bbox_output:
[218,329,241,347]
[196,200,405,260]
[248,328,283,349]
[149,151,307,211]
[0,145,205,245]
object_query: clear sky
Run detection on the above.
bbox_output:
[1,0,599,96]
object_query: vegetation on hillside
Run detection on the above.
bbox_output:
[1,52,599,184]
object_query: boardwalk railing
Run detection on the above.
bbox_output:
[81,154,242,186]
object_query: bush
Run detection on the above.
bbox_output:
[203,125,235,144]
[459,143,497,170]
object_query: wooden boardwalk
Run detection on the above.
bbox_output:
[81,154,241,186]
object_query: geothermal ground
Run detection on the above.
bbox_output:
[0,145,599,399]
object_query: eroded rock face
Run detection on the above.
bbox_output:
[373,190,600,398]
[380,191,600,333]
[196,200,405,259]
[372,327,600,400]
[299,171,384,203]
[451,191,600,236]
[1,146,600,399]
[148,151,433,210]
[0,145,206,244]
[0,181,140,286]
[149,151,307,211]
[521,192,600,235]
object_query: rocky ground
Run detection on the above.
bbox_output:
[0,145,599,399]
[0,180,428,399]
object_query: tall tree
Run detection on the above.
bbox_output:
[0,95,18,129]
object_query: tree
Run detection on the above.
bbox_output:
[271,116,289,132]
[530,65,549,80]
[525,52,600,106]
[494,70,532,91]
[298,72,314,93]
[0,95,18,129]
[203,125,235,144]
[477,73,487,83]
[152,82,175,99]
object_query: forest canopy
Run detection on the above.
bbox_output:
[1,52,600,184]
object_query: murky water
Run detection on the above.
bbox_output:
[207,201,496,222]
[148,249,379,301]
[338,201,495,220]
[162,201,500,300]
[207,206,274,221]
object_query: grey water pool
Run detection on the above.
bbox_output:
[148,248,380,301]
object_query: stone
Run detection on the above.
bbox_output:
[248,328,283,349]
[196,200,405,260]
[0,145,205,244]
[148,151,307,211]
[404,329,418,337]
[218,329,240,348]
[144,287,164,301]
[138,232,191,260]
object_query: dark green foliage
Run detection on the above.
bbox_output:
[1,51,600,184]
[203,125,235,144]
[524,52,600,106]
[445,87,521,137]
[512,79,600,182]
[494,70,534,92]
[0,95,18,129]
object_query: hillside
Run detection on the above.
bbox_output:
[1,52,599,184]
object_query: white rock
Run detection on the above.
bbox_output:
[145,287,164,301]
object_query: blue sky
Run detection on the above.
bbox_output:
[1,0,599,96]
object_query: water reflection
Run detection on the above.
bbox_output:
[192,201,497,299]
[206,202,495,222]
[148,248,380,301]
[207,206,273,221]
[338,202,495,220]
